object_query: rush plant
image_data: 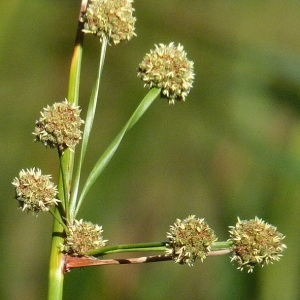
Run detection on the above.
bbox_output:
[11,1,286,299]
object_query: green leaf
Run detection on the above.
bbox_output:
[75,87,161,216]
[69,36,108,222]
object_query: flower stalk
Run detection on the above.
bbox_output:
[87,240,233,257]
[48,219,66,300]
[65,241,233,271]
[47,1,87,298]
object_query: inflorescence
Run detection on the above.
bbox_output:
[82,0,136,45]
[166,215,286,271]
[12,168,59,214]
[138,43,195,104]
[166,215,217,266]
[229,217,287,273]
[33,99,84,152]
[61,219,108,256]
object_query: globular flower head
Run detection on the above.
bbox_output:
[33,99,84,152]
[61,219,108,256]
[138,43,195,104]
[12,168,59,214]
[166,215,217,266]
[229,217,287,273]
[82,0,136,45]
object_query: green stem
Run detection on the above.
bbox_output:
[48,208,69,233]
[58,150,68,213]
[86,240,233,257]
[210,241,233,251]
[87,241,167,257]
[47,2,86,298]
[67,15,84,107]
[47,216,65,300]
[75,87,161,216]
[47,150,71,300]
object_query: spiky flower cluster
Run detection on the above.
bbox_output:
[138,43,195,104]
[61,219,108,256]
[229,217,287,273]
[33,99,84,152]
[12,168,59,214]
[82,0,136,45]
[166,215,217,266]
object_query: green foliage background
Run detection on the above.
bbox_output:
[1,1,299,299]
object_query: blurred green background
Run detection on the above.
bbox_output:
[1,1,300,299]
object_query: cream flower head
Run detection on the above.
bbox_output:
[83,0,136,45]
[61,219,108,256]
[229,217,287,272]
[12,168,59,214]
[33,99,84,152]
[166,215,217,266]
[138,43,195,104]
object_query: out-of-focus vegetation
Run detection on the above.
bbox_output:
[1,1,299,299]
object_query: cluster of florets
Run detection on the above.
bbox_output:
[12,168,59,214]
[229,217,287,273]
[166,215,217,266]
[166,215,286,272]
[33,99,84,152]
[61,219,108,256]
[82,0,136,45]
[138,43,195,104]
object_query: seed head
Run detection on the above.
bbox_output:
[166,215,217,266]
[33,99,84,152]
[82,0,136,45]
[229,217,287,273]
[12,168,59,214]
[61,219,108,256]
[138,43,195,104]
